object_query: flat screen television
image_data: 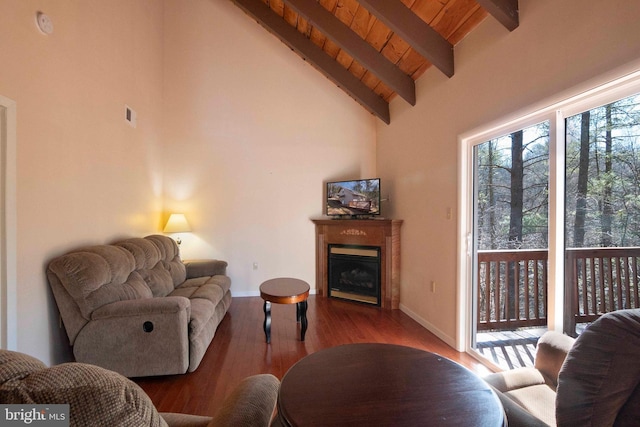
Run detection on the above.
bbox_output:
[326,178,381,217]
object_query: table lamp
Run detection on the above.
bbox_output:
[163,213,191,245]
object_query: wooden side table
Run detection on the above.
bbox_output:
[259,278,310,343]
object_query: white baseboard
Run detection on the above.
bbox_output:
[399,303,458,350]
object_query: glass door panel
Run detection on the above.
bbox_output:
[472,122,550,370]
[564,93,640,335]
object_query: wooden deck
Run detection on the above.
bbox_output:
[476,327,547,370]
[477,324,588,370]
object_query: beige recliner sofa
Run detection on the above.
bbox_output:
[0,349,279,427]
[484,308,640,426]
[47,234,231,377]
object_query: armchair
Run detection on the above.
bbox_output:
[0,349,279,427]
[484,330,575,426]
[484,309,640,427]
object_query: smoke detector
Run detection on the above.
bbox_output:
[36,12,53,35]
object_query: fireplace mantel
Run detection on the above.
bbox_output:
[311,218,403,309]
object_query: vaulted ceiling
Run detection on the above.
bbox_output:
[231,0,518,124]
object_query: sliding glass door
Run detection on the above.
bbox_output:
[460,71,640,370]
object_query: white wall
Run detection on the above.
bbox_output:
[0,0,166,365]
[377,0,640,346]
[0,0,376,365]
[161,0,376,294]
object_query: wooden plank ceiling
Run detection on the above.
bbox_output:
[231,0,518,123]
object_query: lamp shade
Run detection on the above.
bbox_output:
[163,214,191,233]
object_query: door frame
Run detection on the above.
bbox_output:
[0,94,17,350]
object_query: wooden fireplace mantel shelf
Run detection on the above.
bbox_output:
[311,218,403,309]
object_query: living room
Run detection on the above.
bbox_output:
[2,0,640,389]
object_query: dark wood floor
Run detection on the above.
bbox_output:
[134,295,489,417]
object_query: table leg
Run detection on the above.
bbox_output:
[263,300,271,344]
[300,300,308,341]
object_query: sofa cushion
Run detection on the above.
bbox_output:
[181,275,231,295]
[188,298,216,337]
[48,246,153,318]
[116,237,186,297]
[145,235,187,286]
[170,283,225,307]
[504,384,556,427]
[0,350,167,427]
[556,309,640,427]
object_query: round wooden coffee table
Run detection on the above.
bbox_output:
[277,343,505,426]
[259,278,310,343]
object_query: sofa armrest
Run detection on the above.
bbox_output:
[184,259,228,279]
[211,374,280,427]
[534,331,575,390]
[159,375,279,427]
[159,413,212,427]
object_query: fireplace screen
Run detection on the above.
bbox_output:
[328,245,381,306]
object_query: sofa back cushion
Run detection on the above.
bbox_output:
[48,245,154,319]
[115,235,186,297]
[556,309,640,426]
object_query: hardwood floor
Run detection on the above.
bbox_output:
[134,295,491,417]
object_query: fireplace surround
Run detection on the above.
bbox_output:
[312,219,402,309]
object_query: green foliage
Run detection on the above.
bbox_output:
[475,92,640,250]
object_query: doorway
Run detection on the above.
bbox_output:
[0,94,17,350]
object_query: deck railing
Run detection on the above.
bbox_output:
[477,247,640,332]
[477,249,548,331]
[565,247,640,333]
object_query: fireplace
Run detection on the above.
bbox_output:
[328,244,381,306]
[312,219,402,309]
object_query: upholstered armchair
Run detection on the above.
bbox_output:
[484,309,640,427]
[0,349,279,427]
[484,330,575,426]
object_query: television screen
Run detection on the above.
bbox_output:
[326,178,380,217]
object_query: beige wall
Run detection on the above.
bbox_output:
[377,0,640,346]
[0,0,166,365]
[0,0,375,365]
[161,0,376,293]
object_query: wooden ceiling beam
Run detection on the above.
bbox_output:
[476,0,519,31]
[284,0,416,106]
[357,0,454,78]
[232,0,390,124]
